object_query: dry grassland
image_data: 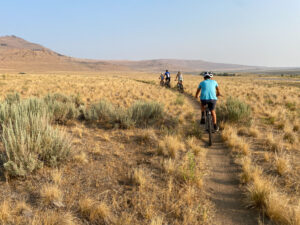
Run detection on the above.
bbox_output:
[182,75,299,225]
[0,72,211,225]
[0,71,298,225]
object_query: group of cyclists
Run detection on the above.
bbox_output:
[159,70,221,132]
[159,70,183,89]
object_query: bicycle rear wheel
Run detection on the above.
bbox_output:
[207,112,213,146]
[180,84,184,93]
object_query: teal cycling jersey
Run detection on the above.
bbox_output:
[198,79,218,100]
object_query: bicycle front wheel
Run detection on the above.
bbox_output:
[207,113,213,146]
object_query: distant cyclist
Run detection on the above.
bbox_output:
[195,71,221,131]
[175,71,183,84]
[159,73,164,86]
[164,70,171,83]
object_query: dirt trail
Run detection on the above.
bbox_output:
[205,135,259,225]
[133,80,271,224]
[186,96,271,225]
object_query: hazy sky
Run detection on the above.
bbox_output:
[0,0,299,67]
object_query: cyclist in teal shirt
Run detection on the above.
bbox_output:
[195,72,221,131]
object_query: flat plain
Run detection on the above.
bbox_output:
[0,72,299,225]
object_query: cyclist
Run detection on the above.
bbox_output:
[164,70,171,84]
[175,71,183,85]
[195,71,221,131]
[159,73,164,85]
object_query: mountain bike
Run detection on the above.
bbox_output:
[204,106,213,146]
[160,79,164,86]
[176,82,184,93]
[165,79,171,88]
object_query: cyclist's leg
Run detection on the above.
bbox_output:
[200,100,207,124]
[211,110,217,124]
[208,100,219,130]
[200,100,206,113]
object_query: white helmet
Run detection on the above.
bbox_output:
[203,71,213,78]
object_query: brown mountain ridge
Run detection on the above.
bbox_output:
[0,35,269,73]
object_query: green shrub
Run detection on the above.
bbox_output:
[0,98,46,125]
[0,95,73,176]
[1,93,81,125]
[84,100,164,128]
[84,100,116,122]
[129,101,164,127]
[84,100,134,128]
[47,101,79,124]
[217,97,251,124]
[113,108,135,129]
[2,113,71,176]
[43,93,80,123]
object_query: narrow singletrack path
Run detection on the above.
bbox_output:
[186,96,272,225]
[205,134,258,225]
[134,80,272,224]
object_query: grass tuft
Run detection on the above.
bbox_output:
[128,168,147,187]
[79,197,112,223]
[158,135,183,158]
[40,184,63,206]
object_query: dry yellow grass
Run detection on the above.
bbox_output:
[186,136,203,156]
[265,133,282,152]
[222,124,251,156]
[0,72,298,224]
[163,158,176,174]
[157,135,183,158]
[51,169,63,185]
[40,184,63,206]
[0,200,11,224]
[32,210,76,225]
[78,197,114,223]
[72,151,89,164]
[274,153,290,176]
[150,216,164,225]
[181,75,299,224]
[129,168,147,187]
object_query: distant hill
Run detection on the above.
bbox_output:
[1,35,298,73]
[114,59,265,73]
[0,35,125,72]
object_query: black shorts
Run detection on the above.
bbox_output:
[166,77,170,82]
[201,100,217,111]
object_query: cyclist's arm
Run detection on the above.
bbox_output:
[216,86,221,97]
[195,87,201,98]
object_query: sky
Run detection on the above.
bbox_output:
[0,0,299,67]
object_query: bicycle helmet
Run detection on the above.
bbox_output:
[203,71,213,78]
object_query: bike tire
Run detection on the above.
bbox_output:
[180,84,184,93]
[207,113,213,146]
